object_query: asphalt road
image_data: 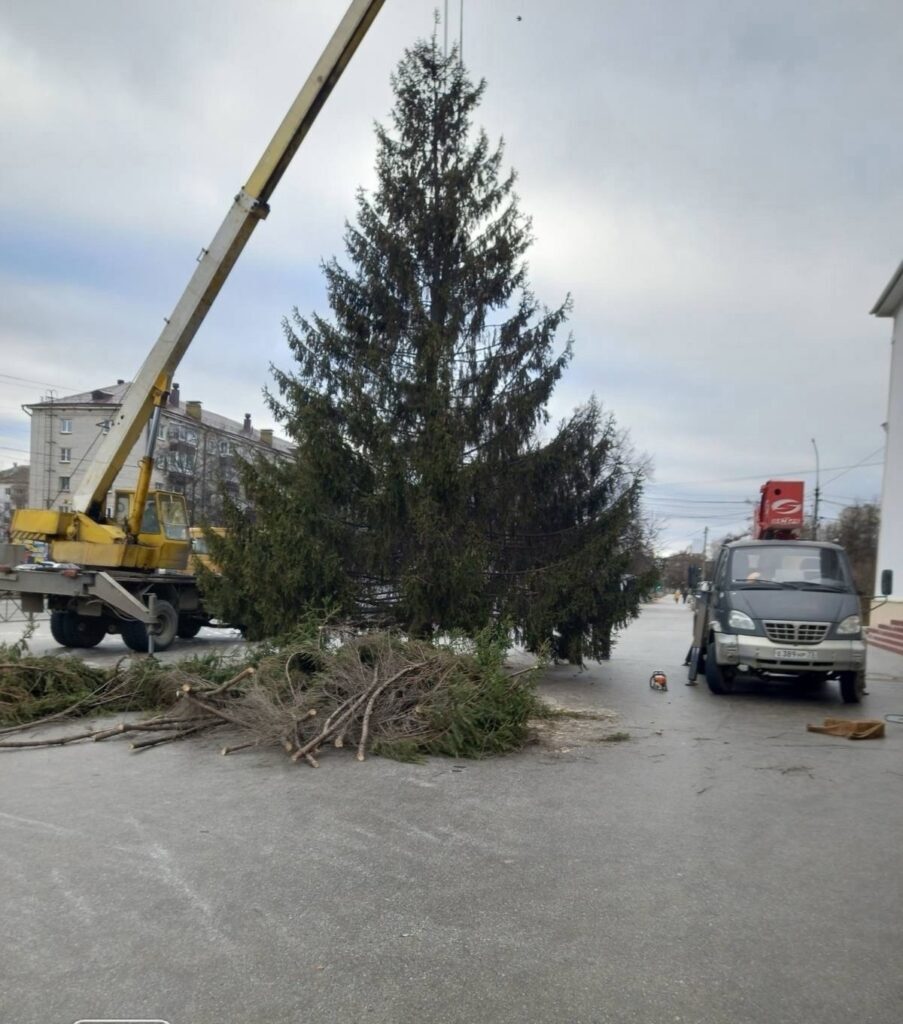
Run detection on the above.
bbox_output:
[0,610,246,666]
[2,601,902,1024]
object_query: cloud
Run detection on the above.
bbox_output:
[0,0,898,551]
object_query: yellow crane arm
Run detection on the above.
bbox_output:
[73,0,386,520]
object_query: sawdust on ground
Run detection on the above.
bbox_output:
[530,701,623,753]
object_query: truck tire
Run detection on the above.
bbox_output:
[839,670,865,704]
[49,610,105,648]
[121,600,179,653]
[686,645,700,682]
[177,618,203,639]
[68,615,106,648]
[705,639,734,695]
[49,610,71,646]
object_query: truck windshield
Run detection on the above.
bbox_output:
[729,545,852,588]
[158,495,189,541]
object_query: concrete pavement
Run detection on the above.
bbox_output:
[2,601,902,1024]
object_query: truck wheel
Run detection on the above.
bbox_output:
[705,639,734,695]
[49,610,105,648]
[50,610,72,646]
[686,645,701,683]
[177,618,203,639]
[839,670,865,704]
[121,600,179,653]
[68,615,106,648]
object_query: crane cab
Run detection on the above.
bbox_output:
[12,490,191,571]
[110,489,191,571]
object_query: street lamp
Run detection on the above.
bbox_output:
[811,438,820,540]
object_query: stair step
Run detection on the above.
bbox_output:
[868,623,903,639]
[867,634,903,657]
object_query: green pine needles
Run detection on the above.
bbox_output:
[203,37,656,661]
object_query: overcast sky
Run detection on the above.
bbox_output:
[1,0,900,551]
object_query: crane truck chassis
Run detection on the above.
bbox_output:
[0,543,210,652]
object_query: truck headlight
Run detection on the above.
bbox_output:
[836,615,861,636]
[728,610,755,631]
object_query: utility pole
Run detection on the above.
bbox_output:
[811,437,820,540]
[702,526,709,578]
[443,1,464,60]
[459,0,464,62]
[45,391,56,509]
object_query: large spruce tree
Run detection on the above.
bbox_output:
[204,38,654,658]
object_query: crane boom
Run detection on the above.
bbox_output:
[74,0,385,519]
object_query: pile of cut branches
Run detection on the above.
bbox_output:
[0,630,541,765]
[0,640,177,728]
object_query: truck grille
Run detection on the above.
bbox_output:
[764,621,830,645]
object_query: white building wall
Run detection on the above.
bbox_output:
[28,404,142,512]
[874,308,903,622]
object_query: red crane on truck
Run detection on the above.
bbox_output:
[751,480,805,540]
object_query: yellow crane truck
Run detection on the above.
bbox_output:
[0,0,385,653]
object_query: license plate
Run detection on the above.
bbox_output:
[774,648,811,661]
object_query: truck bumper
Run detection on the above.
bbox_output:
[714,632,866,674]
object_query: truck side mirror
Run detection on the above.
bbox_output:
[881,569,893,597]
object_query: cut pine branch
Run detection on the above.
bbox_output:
[0,729,100,748]
[357,662,427,761]
[130,721,225,751]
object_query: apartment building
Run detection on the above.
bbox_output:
[0,463,29,536]
[25,381,291,524]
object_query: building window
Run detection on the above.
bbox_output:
[166,424,198,445]
[219,440,232,456]
[60,418,72,434]
[60,501,71,513]
[59,476,71,492]
[98,419,111,435]
[59,447,72,463]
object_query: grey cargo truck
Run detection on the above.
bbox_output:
[688,540,866,703]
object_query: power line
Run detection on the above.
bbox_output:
[650,513,752,522]
[647,461,883,487]
[820,496,879,510]
[0,371,83,393]
[822,492,880,502]
[641,496,751,505]
[642,501,750,510]
[821,446,886,488]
